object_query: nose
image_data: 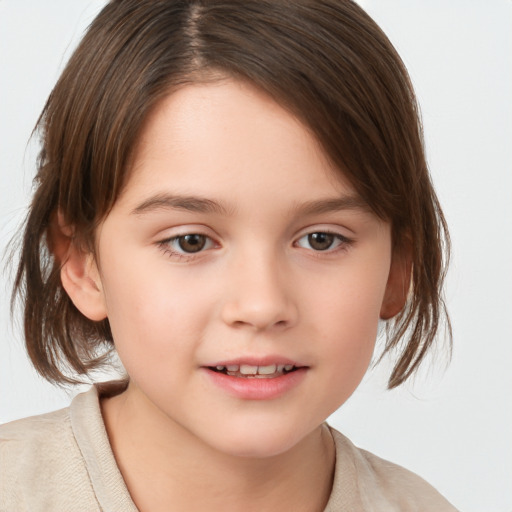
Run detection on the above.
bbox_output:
[220,252,298,331]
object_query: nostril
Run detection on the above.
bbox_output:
[220,295,298,331]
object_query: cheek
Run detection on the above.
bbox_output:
[317,299,378,379]
[99,257,217,370]
[311,257,388,336]
[308,300,380,419]
[307,262,389,394]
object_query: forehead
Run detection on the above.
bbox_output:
[118,79,359,212]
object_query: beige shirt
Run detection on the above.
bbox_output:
[0,382,458,511]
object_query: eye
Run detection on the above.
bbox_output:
[176,234,208,253]
[160,233,215,255]
[296,232,349,251]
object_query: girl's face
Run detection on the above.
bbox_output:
[82,79,403,458]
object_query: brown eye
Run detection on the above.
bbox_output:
[307,232,335,251]
[177,234,207,253]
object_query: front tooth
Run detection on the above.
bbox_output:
[284,364,294,371]
[227,365,239,372]
[277,364,285,372]
[258,364,277,375]
[240,364,258,375]
[216,365,225,371]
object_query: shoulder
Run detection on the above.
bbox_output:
[0,397,100,511]
[329,427,459,512]
[0,406,76,472]
[1,402,70,437]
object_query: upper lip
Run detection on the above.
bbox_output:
[203,356,307,368]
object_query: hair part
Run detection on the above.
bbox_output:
[13,0,451,388]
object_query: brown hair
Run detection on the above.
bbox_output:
[13,0,450,388]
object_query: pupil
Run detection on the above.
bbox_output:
[308,232,334,251]
[178,234,206,253]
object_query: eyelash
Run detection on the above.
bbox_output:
[157,230,353,261]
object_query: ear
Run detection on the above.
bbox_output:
[380,245,412,320]
[60,248,108,321]
[50,210,108,321]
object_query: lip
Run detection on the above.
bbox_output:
[201,363,308,401]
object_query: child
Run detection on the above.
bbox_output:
[1,1,459,510]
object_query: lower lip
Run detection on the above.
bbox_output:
[202,368,308,400]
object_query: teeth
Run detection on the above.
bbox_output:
[212,363,297,376]
[258,364,277,375]
[240,364,258,375]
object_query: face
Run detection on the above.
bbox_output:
[80,80,401,458]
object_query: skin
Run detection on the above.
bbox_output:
[61,79,408,511]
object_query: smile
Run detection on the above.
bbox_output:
[203,356,309,399]
[210,364,298,378]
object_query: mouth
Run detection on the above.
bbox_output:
[202,359,308,399]
[207,363,302,379]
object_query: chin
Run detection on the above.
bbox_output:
[207,422,317,460]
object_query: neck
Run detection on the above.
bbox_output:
[101,382,335,512]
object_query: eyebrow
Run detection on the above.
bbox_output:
[295,195,371,216]
[131,194,230,216]
[130,193,370,217]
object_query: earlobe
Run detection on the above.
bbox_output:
[380,247,412,320]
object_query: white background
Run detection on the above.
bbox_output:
[1,2,511,511]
